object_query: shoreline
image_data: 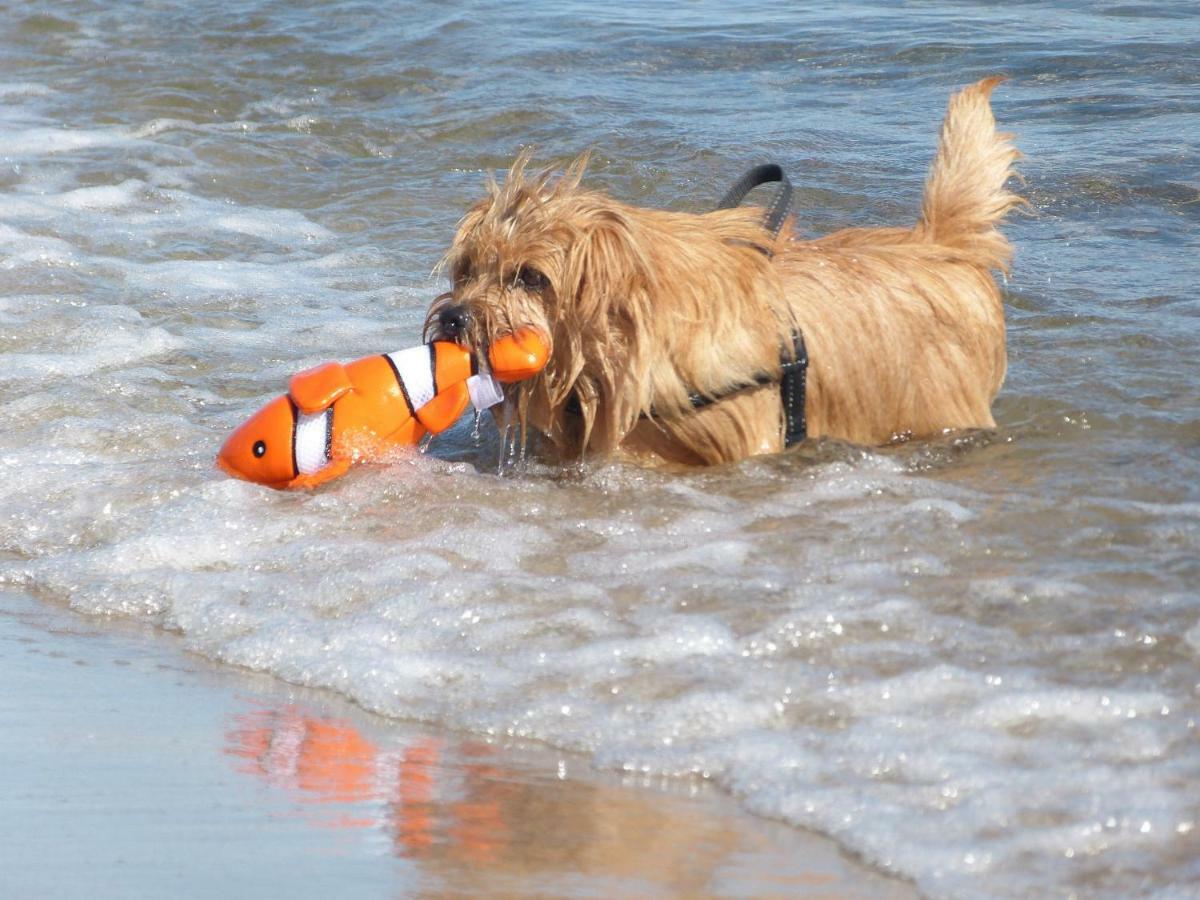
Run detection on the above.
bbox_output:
[1,591,914,898]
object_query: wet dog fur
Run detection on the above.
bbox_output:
[425,78,1023,466]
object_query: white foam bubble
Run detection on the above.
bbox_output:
[132,118,260,138]
[214,211,333,243]
[48,179,144,211]
[0,225,81,270]
[0,301,181,379]
[0,125,140,157]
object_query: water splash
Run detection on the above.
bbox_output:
[494,399,531,476]
[496,401,516,475]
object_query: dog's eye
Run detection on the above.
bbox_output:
[516,266,548,293]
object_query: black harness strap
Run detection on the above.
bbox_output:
[646,331,806,447]
[780,330,808,447]
[721,163,808,446]
[601,164,810,447]
[682,372,776,411]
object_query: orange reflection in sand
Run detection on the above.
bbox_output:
[224,704,509,862]
[443,743,513,864]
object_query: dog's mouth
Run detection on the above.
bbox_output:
[431,302,472,345]
[424,299,490,377]
[425,298,544,373]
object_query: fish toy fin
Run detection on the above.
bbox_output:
[414,381,472,434]
[287,458,352,490]
[289,361,354,414]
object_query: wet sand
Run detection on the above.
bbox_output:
[0,591,913,898]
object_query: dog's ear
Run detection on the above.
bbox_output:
[551,207,657,452]
[560,208,655,330]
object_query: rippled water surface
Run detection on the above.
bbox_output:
[2,1,1198,896]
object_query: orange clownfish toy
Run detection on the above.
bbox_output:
[217,329,549,490]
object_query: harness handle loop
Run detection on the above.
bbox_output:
[716,163,793,239]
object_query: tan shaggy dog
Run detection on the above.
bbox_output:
[425,78,1022,466]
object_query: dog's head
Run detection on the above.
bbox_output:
[425,153,787,458]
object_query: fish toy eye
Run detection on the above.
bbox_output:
[253,440,267,458]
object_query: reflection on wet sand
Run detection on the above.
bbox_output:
[225,702,907,897]
[226,706,514,862]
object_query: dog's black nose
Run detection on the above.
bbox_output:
[437,305,470,339]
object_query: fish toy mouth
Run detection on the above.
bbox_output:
[215,453,241,481]
[485,329,550,383]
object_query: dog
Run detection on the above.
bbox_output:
[425,78,1022,466]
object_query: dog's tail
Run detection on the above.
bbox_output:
[916,77,1023,272]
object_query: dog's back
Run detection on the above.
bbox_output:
[777,78,1022,446]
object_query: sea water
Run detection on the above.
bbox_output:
[1,2,1198,896]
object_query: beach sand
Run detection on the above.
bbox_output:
[0,591,914,898]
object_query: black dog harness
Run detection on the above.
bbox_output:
[644,164,809,446]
